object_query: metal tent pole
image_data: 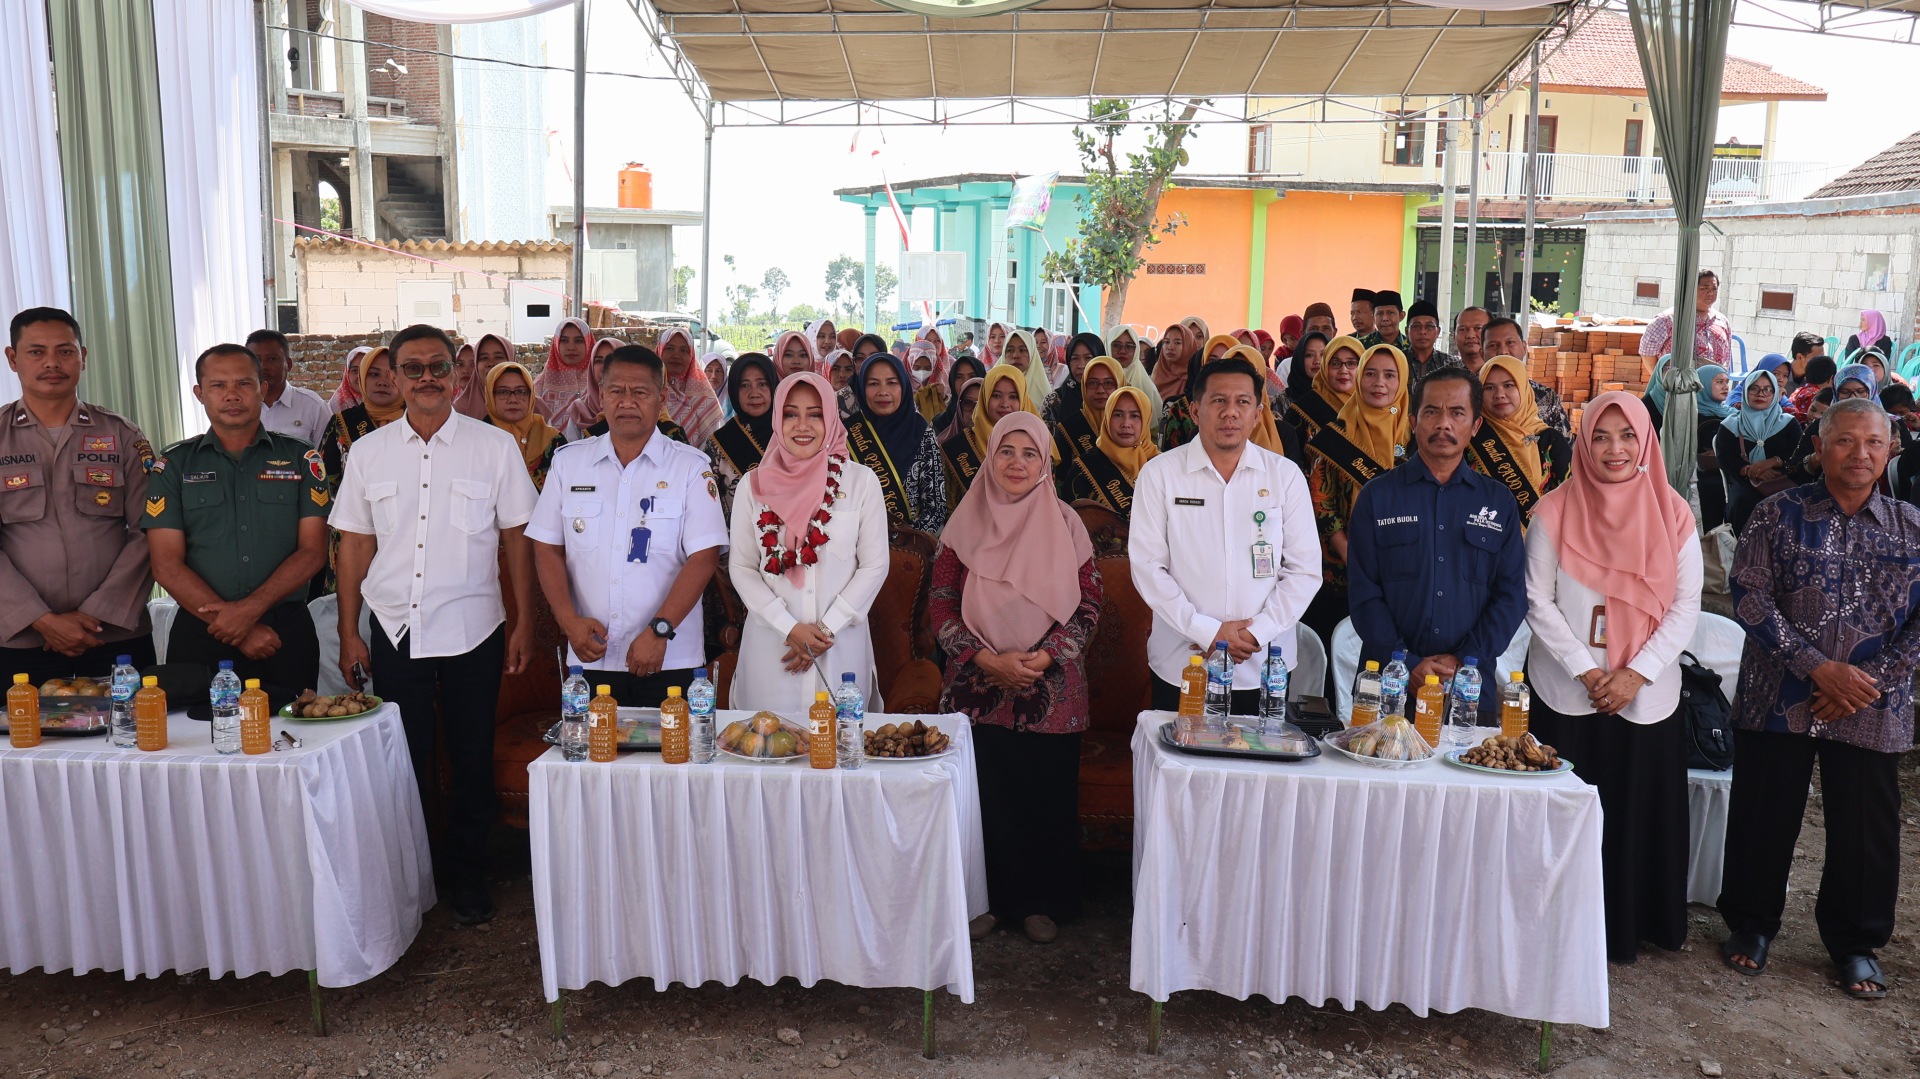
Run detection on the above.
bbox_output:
[699,102,714,335]
[1464,96,1482,312]
[1521,43,1542,320]
[1437,97,1458,325]
[570,0,587,318]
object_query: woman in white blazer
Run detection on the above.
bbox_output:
[1525,391,1701,964]
[728,371,890,714]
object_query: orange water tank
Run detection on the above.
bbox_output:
[617,162,653,209]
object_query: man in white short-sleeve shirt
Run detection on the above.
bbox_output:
[529,344,727,706]
[329,323,538,927]
[1130,352,1321,712]
[247,329,332,445]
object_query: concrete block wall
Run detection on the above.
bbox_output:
[295,245,574,342]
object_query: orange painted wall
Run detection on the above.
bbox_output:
[1261,191,1409,329]
[1116,188,1254,337]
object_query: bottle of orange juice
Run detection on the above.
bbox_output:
[1501,672,1532,739]
[8,672,40,748]
[1413,674,1445,751]
[809,691,836,769]
[659,686,689,764]
[134,675,168,752]
[588,684,619,763]
[239,678,271,755]
[1176,654,1207,736]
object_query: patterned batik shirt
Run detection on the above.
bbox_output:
[1730,483,1920,753]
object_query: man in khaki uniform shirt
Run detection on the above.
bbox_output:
[0,307,157,683]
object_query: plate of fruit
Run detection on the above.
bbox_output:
[718,711,811,762]
[281,690,383,721]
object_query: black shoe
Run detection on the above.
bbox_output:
[450,881,495,925]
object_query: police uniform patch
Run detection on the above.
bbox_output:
[84,435,116,453]
[707,478,718,500]
[145,496,165,517]
[84,467,113,486]
[310,487,330,507]
[304,449,325,483]
[3,473,27,490]
[94,489,111,507]
[134,439,162,474]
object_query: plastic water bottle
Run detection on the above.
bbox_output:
[1381,650,1410,721]
[1445,657,1484,749]
[1259,643,1290,736]
[1351,660,1384,727]
[1204,640,1232,724]
[210,660,243,755]
[834,673,865,769]
[559,665,590,762]
[109,654,140,749]
[687,668,717,764]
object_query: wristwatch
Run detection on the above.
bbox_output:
[649,617,676,640]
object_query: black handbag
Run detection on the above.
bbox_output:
[1677,650,1734,771]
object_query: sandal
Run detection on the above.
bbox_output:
[1836,954,1889,1000]
[1721,931,1770,976]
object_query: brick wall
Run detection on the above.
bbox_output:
[363,16,441,124]
[285,322,668,399]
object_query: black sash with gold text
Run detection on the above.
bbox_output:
[1285,389,1340,439]
[1052,405,1100,467]
[1071,444,1135,515]
[1306,422,1392,492]
[844,414,912,526]
[710,418,766,478]
[942,430,982,492]
[1466,424,1543,517]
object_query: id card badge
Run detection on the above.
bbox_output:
[1589,605,1608,648]
[1251,539,1277,579]
[627,525,652,563]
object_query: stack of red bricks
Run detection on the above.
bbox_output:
[1525,325,1651,432]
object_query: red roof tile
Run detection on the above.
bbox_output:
[1536,12,1826,102]
[1809,129,1920,198]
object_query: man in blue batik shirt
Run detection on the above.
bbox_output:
[1346,368,1527,720]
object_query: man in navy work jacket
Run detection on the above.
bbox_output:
[1346,367,1526,720]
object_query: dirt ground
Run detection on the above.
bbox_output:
[3,750,1916,1079]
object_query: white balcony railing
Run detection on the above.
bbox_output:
[1473,152,1841,204]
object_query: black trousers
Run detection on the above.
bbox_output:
[370,615,506,888]
[1151,672,1260,716]
[1717,728,1903,960]
[582,667,697,709]
[0,635,155,687]
[973,724,1082,922]
[166,602,320,706]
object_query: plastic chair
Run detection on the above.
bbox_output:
[1825,335,1841,358]
[1686,611,1746,706]
[1730,334,1747,372]
[1897,342,1920,382]
[307,592,375,696]
[1291,623,1327,703]
[148,597,179,665]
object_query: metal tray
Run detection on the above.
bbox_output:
[1157,719,1321,762]
[2,696,112,738]
[543,707,664,753]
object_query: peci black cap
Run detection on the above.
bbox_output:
[1407,299,1439,322]
[1351,288,1376,304]
[1373,290,1404,311]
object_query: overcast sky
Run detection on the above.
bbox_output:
[528,7,1920,313]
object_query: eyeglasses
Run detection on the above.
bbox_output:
[399,360,454,380]
[1326,357,1362,371]
[492,387,531,401]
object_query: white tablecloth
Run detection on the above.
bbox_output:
[1687,767,1733,906]
[0,705,433,988]
[530,711,986,1004]
[1130,712,1610,1028]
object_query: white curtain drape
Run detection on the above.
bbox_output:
[0,1,66,402]
[153,0,267,436]
[350,0,575,22]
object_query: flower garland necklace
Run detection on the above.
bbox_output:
[756,454,844,575]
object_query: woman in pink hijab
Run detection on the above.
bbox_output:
[725,371,890,716]
[453,333,516,420]
[931,410,1100,946]
[1524,392,1700,964]
[533,317,594,419]
[1845,309,1892,365]
[656,327,724,446]
[327,345,370,413]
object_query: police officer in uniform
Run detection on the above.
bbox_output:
[1345,367,1527,720]
[144,344,330,696]
[530,345,727,705]
[0,307,156,683]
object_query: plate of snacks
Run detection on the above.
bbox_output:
[281,690,383,721]
[1444,732,1572,776]
[3,676,114,737]
[1321,713,1435,768]
[719,711,811,762]
[541,707,662,752]
[40,677,109,698]
[1158,717,1320,762]
[862,719,953,761]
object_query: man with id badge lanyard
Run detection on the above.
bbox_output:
[529,345,726,705]
[1130,355,1321,712]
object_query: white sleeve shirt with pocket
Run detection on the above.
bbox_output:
[329,413,538,657]
[526,432,729,671]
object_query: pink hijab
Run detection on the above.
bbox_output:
[328,346,369,413]
[555,337,619,433]
[941,412,1094,654]
[771,329,820,381]
[534,317,594,419]
[658,327,724,446]
[455,333,514,420]
[749,372,848,582]
[1532,392,1694,672]
[1859,309,1888,351]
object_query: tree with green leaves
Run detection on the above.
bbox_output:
[761,267,790,320]
[671,265,695,309]
[730,284,758,322]
[1054,98,1202,325]
[824,256,898,326]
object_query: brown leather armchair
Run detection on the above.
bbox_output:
[1071,502,1151,850]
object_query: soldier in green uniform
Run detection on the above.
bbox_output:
[144,344,330,698]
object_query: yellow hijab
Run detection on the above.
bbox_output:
[1079,357,1127,434]
[358,346,403,425]
[1479,354,1547,491]
[1199,334,1242,365]
[1333,343,1411,470]
[484,361,563,472]
[1314,335,1366,412]
[973,363,1042,453]
[1223,344,1286,456]
[1098,386,1160,483]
